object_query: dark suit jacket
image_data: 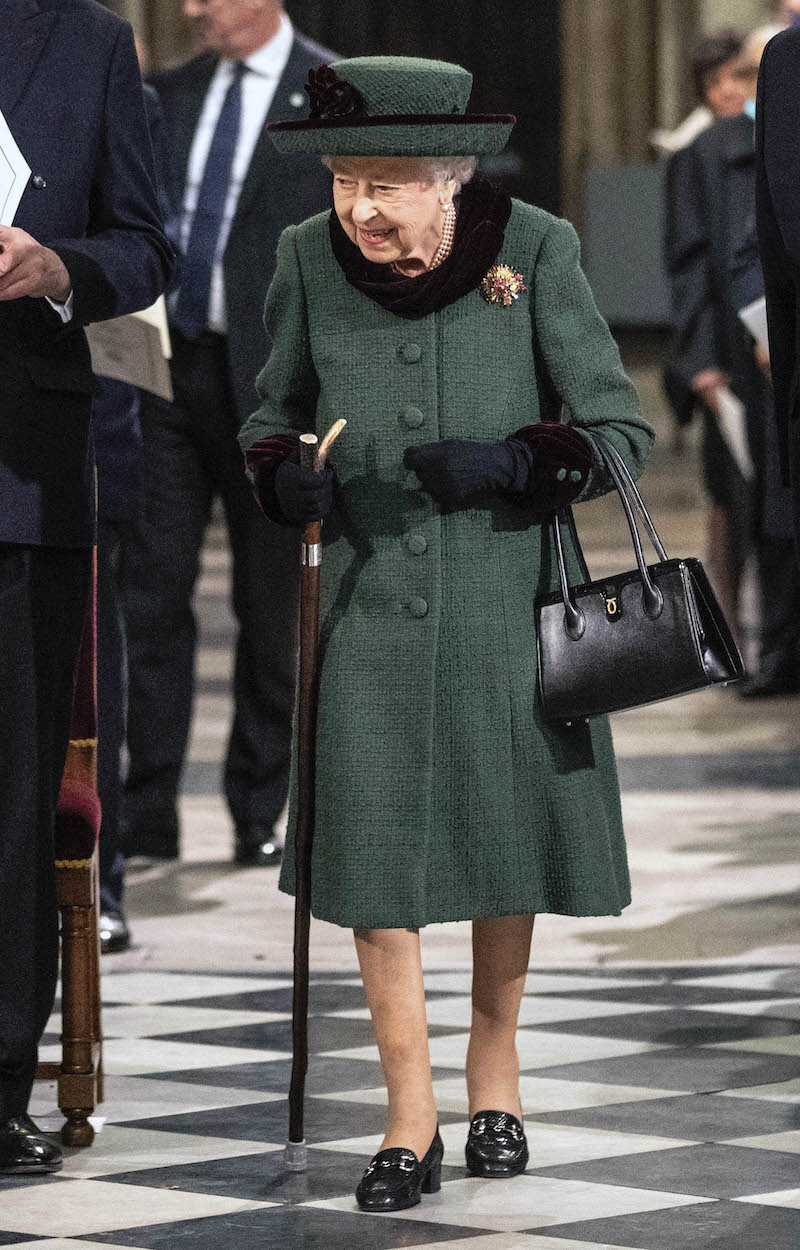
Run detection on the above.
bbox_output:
[756,28,800,542]
[664,114,756,392]
[0,0,173,548]
[150,32,336,425]
[94,84,179,527]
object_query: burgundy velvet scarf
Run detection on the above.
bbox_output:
[328,177,512,319]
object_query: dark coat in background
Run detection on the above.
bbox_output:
[150,33,336,425]
[0,0,174,548]
[755,27,800,555]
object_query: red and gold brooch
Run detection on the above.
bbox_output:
[481,264,526,306]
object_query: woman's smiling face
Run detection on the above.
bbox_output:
[331,157,450,273]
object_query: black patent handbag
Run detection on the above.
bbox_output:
[535,432,745,725]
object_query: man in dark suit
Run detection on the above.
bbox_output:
[0,0,172,1173]
[755,25,800,560]
[122,0,335,868]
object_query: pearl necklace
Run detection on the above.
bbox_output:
[391,201,457,276]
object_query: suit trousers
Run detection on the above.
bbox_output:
[122,330,299,844]
[97,519,127,916]
[0,544,91,1118]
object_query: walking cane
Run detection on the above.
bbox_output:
[285,419,346,1172]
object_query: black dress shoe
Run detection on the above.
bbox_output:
[356,1128,443,1212]
[99,911,132,954]
[466,1110,529,1177]
[234,826,283,867]
[0,1115,62,1174]
[737,650,800,699]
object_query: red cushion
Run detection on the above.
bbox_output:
[54,777,102,861]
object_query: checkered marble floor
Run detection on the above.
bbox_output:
[2,963,797,1248]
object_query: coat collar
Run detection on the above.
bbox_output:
[0,2,58,119]
[720,112,755,167]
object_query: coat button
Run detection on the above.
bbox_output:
[402,405,424,429]
[400,342,422,363]
[32,174,47,189]
[409,596,428,618]
[406,533,427,556]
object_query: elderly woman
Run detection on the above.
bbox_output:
[240,56,654,1212]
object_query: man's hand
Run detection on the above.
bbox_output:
[692,367,728,414]
[0,226,71,303]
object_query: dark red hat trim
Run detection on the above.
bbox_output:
[268,112,516,133]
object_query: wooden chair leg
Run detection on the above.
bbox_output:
[91,859,104,1104]
[58,896,97,1147]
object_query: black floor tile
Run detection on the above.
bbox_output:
[533,1141,800,1198]
[83,1203,480,1248]
[535,1046,800,1092]
[530,981,800,1008]
[108,1145,464,1203]
[533,1198,800,1249]
[171,982,366,1014]
[532,1092,800,1140]
[617,748,800,791]
[116,1096,464,1144]
[531,1007,800,1046]
[155,1014,463,1053]
[0,1236,40,1245]
[146,1055,462,1095]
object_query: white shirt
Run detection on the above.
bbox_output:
[179,14,294,335]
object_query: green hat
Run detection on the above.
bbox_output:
[267,56,515,157]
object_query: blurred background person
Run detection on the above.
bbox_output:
[121,0,336,870]
[756,20,800,562]
[659,29,746,454]
[663,25,790,688]
[94,39,180,954]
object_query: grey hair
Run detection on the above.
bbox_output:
[321,155,477,193]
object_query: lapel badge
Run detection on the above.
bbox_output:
[290,92,305,109]
[481,263,526,306]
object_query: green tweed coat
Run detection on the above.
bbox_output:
[239,199,655,930]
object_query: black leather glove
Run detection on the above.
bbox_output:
[403,438,528,508]
[274,453,334,525]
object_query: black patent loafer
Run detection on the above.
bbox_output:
[100,911,132,954]
[465,1109,528,1177]
[0,1115,63,1174]
[356,1127,443,1212]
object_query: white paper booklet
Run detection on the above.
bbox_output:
[0,107,31,226]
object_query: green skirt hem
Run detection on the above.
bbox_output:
[277,880,631,930]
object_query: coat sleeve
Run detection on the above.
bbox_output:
[532,216,655,500]
[49,24,174,327]
[663,143,720,386]
[238,224,321,454]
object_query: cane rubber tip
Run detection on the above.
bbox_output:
[285,1140,308,1171]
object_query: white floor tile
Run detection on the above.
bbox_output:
[58,1124,279,1178]
[99,972,290,1003]
[0,1243,151,1250]
[0,1179,274,1236]
[721,1078,800,1103]
[31,1074,280,1124]
[403,1236,643,1250]
[426,1030,667,1072]
[314,1120,691,1171]
[677,970,800,993]
[48,1004,290,1038]
[721,1130,800,1153]
[308,1174,705,1231]
[329,995,668,1029]
[686,998,800,1020]
[318,1076,685,1116]
[37,1037,290,1076]
[703,1034,800,1056]
[417,972,658,996]
[735,1188,800,1209]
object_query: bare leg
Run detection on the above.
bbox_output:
[466,914,534,1118]
[354,927,438,1160]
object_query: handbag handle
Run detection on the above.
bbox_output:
[551,431,667,640]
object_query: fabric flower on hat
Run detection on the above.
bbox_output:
[306,65,366,120]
